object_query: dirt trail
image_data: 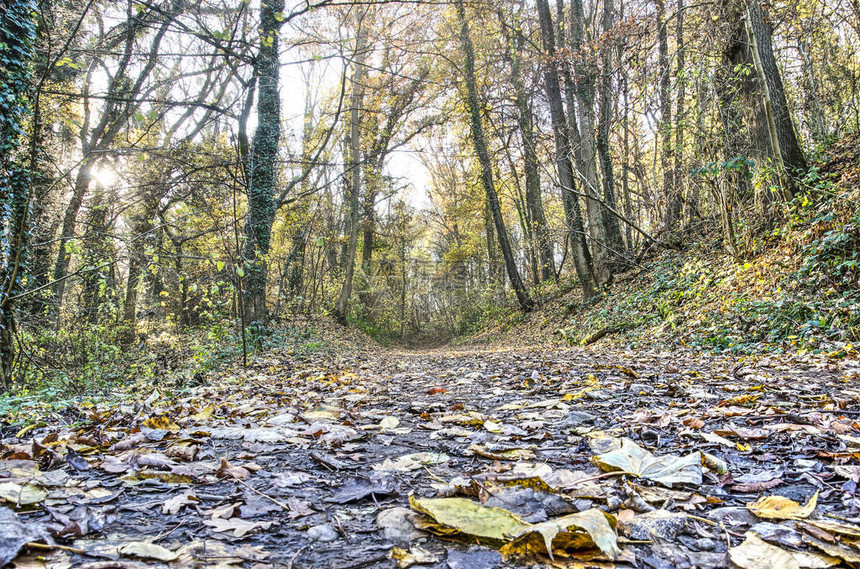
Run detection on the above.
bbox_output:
[5,345,860,568]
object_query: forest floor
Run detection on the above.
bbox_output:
[4,341,860,568]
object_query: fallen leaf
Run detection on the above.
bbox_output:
[729,532,839,568]
[747,491,818,520]
[142,416,180,432]
[390,546,439,568]
[162,491,198,515]
[409,495,525,544]
[591,437,704,486]
[373,452,449,472]
[203,517,273,538]
[118,541,178,562]
[0,482,47,506]
[501,508,620,561]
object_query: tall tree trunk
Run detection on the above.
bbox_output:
[536,0,596,299]
[334,15,368,323]
[508,23,555,282]
[51,162,92,320]
[569,0,611,286]
[744,0,806,178]
[674,0,687,227]
[242,0,286,325]
[121,215,151,343]
[657,0,679,231]
[596,0,624,262]
[456,0,533,312]
[483,195,500,288]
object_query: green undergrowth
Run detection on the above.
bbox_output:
[1,319,334,423]
[464,148,860,356]
[565,182,860,354]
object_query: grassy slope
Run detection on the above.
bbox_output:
[464,135,860,356]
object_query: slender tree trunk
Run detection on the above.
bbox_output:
[508,25,554,282]
[657,0,679,231]
[456,0,532,312]
[120,215,152,343]
[596,0,624,262]
[52,162,92,321]
[569,0,611,285]
[334,16,368,322]
[536,0,596,299]
[797,39,827,143]
[674,0,686,227]
[484,194,501,288]
[622,73,633,250]
[242,0,286,326]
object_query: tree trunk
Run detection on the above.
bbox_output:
[596,0,624,262]
[52,162,92,321]
[744,0,806,178]
[456,0,533,312]
[334,15,368,323]
[569,0,611,286]
[0,0,36,389]
[536,0,596,299]
[242,0,286,326]
[674,0,687,227]
[120,215,152,343]
[509,25,554,283]
[657,0,679,231]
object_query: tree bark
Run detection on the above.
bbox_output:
[596,0,624,262]
[744,0,806,177]
[569,0,611,286]
[657,0,679,231]
[456,0,533,312]
[242,0,286,326]
[334,14,368,323]
[536,0,596,299]
[507,23,554,283]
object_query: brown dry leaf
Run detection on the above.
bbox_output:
[729,533,840,569]
[203,517,273,538]
[747,491,818,520]
[217,458,251,480]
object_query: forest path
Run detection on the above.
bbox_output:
[6,344,860,568]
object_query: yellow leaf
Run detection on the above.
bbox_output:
[501,509,619,561]
[0,482,47,505]
[409,495,525,545]
[191,405,215,422]
[747,491,818,520]
[142,416,180,432]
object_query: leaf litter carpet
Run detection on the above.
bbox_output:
[4,345,860,568]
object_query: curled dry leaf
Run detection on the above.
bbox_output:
[591,437,705,487]
[747,491,818,520]
[729,532,840,569]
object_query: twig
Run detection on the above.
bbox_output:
[25,542,87,555]
[154,520,185,542]
[287,546,308,569]
[233,477,290,511]
[423,466,446,483]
